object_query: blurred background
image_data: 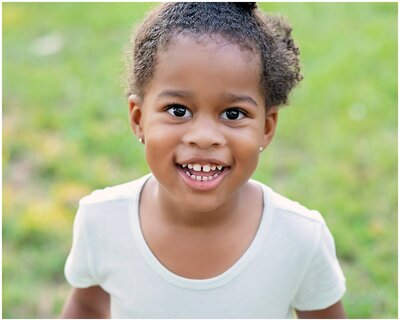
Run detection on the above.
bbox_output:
[2,2,397,318]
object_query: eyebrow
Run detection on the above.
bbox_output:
[157,90,193,99]
[223,93,258,107]
[157,90,258,107]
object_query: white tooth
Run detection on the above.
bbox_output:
[202,176,208,181]
[203,164,211,172]
[208,176,213,181]
[211,165,216,170]
[196,176,202,181]
[191,174,196,179]
[185,171,191,176]
[213,173,218,177]
[188,164,193,169]
[216,165,223,170]
[193,164,202,171]
[182,164,187,168]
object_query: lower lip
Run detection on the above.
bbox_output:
[176,166,230,191]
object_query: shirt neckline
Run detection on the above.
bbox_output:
[129,173,273,290]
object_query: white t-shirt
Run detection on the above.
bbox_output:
[65,173,346,318]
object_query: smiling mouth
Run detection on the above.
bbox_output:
[176,162,229,182]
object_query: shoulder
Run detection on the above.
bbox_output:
[79,174,151,207]
[253,179,328,246]
[253,179,325,224]
[267,185,325,225]
[72,174,151,238]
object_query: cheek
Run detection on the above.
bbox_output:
[240,146,260,173]
[228,128,261,168]
[143,123,179,169]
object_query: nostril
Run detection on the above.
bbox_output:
[184,139,225,149]
[182,124,226,149]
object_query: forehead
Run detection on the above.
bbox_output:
[148,34,262,97]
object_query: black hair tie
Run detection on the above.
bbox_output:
[233,2,257,12]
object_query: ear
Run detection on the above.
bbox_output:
[261,106,279,150]
[128,94,144,139]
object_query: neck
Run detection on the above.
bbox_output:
[148,177,243,230]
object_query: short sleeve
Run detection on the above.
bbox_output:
[291,222,346,311]
[64,205,98,288]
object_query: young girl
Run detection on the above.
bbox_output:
[62,3,346,318]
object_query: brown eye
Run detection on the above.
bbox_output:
[221,108,246,120]
[173,106,187,117]
[166,104,192,118]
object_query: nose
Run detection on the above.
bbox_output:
[182,116,226,150]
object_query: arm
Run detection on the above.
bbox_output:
[61,286,110,319]
[296,300,346,319]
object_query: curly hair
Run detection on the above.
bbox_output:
[125,2,302,109]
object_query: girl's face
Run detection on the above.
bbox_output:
[130,35,278,213]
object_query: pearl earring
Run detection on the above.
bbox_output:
[139,138,144,144]
[259,147,264,152]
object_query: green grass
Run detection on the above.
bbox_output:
[3,2,397,318]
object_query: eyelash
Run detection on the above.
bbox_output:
[221,108,248,120]
[164,103,192,118]
[164,103,248,120]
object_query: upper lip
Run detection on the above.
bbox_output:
[176,157,230,167]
